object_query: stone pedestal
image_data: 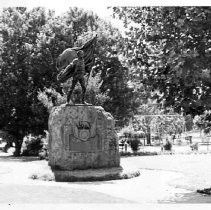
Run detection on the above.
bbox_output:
[48,104,120,170]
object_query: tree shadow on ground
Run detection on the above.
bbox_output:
[0,154,40,162]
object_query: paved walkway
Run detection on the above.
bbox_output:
[0,152,211,204]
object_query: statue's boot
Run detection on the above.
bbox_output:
[67,90,73,104]
[81,91,86,104]
[82,101,90,105]
[82,96,91,105]
[67,99,74,105]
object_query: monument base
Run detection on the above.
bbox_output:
[52,166,140,182]
[48,104,120,170]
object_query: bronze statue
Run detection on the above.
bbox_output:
[66,50,86,104]
[56,36,97,104]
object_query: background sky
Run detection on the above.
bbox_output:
[1,0,210,16]
[0,0,121,29]
[0,0,113,17]
[0,0,210,31]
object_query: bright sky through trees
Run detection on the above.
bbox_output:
[1,0,210,16]
[0,0,210,31]
[0,0,126,30]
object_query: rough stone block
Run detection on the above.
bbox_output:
[48,104,120,170]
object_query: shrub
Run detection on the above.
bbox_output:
[21,131,48,156]
[0,130,16,152]
[21,135,43,156]
[38,147,49,160]
[190,143,198,151]
[163,140,172,151]
[120,151,158,157]
[127,138,142,152]
[37,73,109,110]
[118,125,145,138]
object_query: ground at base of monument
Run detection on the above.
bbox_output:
[52,166,140,182]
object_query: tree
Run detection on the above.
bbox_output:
[37,72,110,111]
[47,7,138,125]
[0,7,50,154]
[194,111,211,134]
[112,7,211,116]
[99,56,138,126]
[131,99,185,144]
[132,99,164,144]
[0,7,137,154]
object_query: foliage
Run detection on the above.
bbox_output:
[127,138,141,152]
[0,130,16,144]
[118,124,135,137]
[21,134,44,156]
[131,100,185,144]
[37,72,110,110]
[193,115,204,129]
[112,7,211,116]
[21,130,48,156]
[98,55,139,125]
[0,7,58,154]
[118,123,144,151]
[184,114,193,131]
[150,114,185,136]
[163,140,172,151]
[197,188,211,195]
[193,111,211,134]
[118,125,145,138]
[120,151,158,156]
[132,100,162,145]
[63,8,138,123]
[190,143,198,151]
[0,7,136,155]
[37,87,65,111]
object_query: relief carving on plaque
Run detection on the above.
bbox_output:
[62,108,103,152]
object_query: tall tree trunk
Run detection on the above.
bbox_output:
[146,126,151,145]
[14,139,23,156]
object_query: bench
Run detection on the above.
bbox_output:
[119,143,128,152]
[190,142,211,151]
[198,142,211,146]
[185,136,192,143]
[190,143,198,151]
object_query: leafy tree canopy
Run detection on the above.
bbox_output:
[112,7,211,116]
[0,7,137,154]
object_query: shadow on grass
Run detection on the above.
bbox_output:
[163,191,211,203]
[0,154,40,162]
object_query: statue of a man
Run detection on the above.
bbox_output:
[56,36,97,105]
[66,50,86,104]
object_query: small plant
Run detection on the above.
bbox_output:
[128,138,141,152]
[190,143,198,151]
[163,140,172,151]
[120,151,158,156]
[29,172,55,181]
[197,188,211,195]
[38,147,49,160]
[21,131,49,157]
